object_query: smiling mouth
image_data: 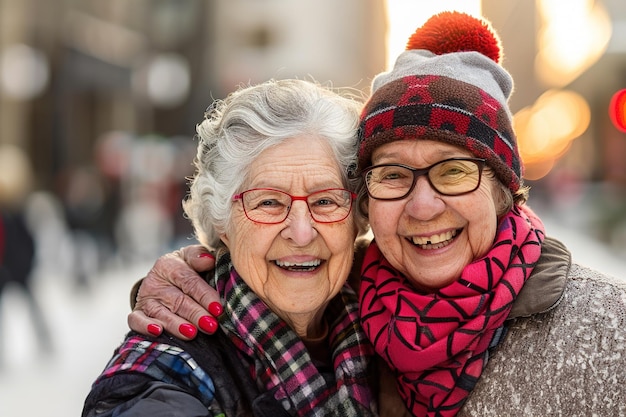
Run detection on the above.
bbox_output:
[409,229,459,250]
[274,259,322,272]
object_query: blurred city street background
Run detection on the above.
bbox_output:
[1,0,626,416]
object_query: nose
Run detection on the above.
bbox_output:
[404,176,445,221]
[280,200,317,246]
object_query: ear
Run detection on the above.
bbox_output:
[220,233,230,247]
[494,182,513,217]
[356,191,370,219]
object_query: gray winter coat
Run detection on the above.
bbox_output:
[379,236,626,416]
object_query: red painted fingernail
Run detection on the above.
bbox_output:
[147,323,162,336]
[208,302,223,317]
[198,316,219,335]
[199,252,215,259]
[179,323,197,338]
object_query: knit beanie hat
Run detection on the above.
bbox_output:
[358,11,522,192]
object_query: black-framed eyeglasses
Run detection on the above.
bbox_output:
[232,188,357,224]
[362,157,486,201]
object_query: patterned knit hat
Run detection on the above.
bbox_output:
[358,11,522,192]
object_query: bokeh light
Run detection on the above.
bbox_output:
[133,53,191,108]
[0,43,49,100]
[609,89,626,133]
[516,89,591,180]
[535,0,612,87]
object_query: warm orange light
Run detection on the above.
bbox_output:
[516,89,590,180]
[523,158,556,181]
[535,0,611,88]
[609,89,626,133]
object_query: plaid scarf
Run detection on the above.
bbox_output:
[212,251,376,417]
[360,205,544,416]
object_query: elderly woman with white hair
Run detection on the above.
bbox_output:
[82,79,378,417]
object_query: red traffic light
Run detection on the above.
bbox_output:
[609,89,626,133]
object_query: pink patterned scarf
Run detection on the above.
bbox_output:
[360,205,545,416]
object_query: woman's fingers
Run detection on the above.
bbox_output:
[127,309,164,337]
[152,245,220,312]
[179,245,216,274]
[127,308,199,340]
[130,245,222,338]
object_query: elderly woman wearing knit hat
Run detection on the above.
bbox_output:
[126,12,626,416]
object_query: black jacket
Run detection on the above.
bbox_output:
[82,330,291,417]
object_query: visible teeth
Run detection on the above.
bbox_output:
[411,230,457,246]
[275,259,321,268]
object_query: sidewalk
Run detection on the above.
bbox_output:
[0,260,151,417]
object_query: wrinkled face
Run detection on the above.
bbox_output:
[367,140,502,291]
[221,136,357,321]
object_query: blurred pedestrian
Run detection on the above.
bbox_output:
[0,144,53,367]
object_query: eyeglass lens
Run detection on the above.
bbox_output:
[240,188,353,224]
[364,158,483,200]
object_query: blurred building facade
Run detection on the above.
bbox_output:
[1,0,625,256]
[0,0,385,190]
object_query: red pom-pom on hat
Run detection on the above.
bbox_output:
[406,11,502,64]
